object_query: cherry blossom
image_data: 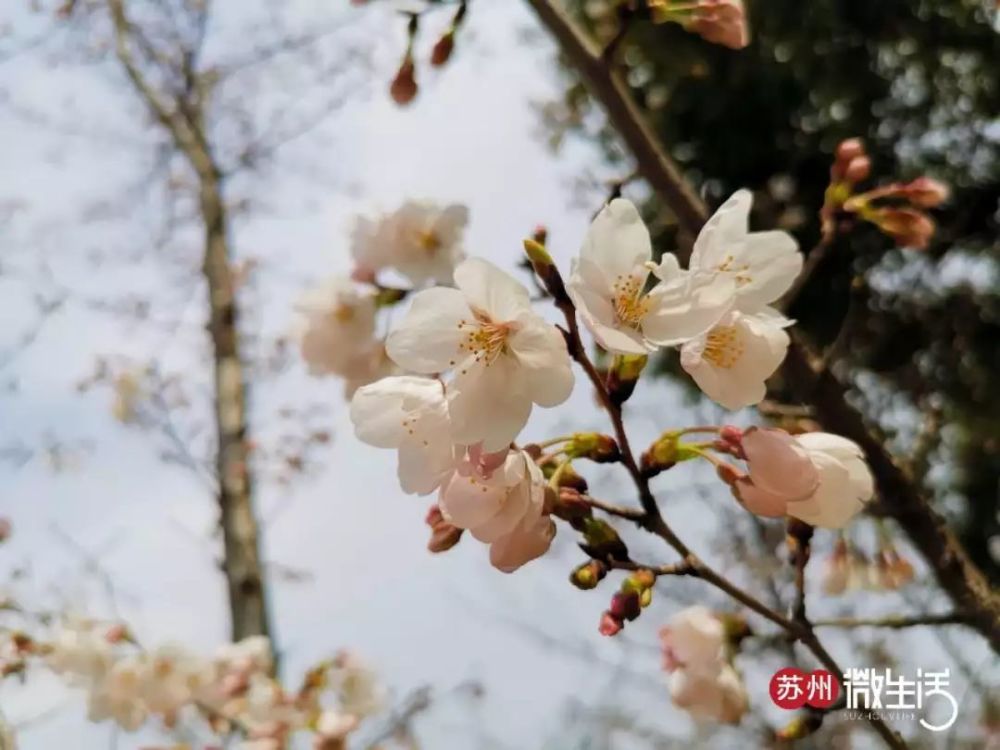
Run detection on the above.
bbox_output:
[679,310,791,409]
[685,189,802,314]
[438,448,555,572]
[668,663,749,724]
[731,428,874,528]
[351,201,469,286]
[297,278,378,377]
[349,376,456,495]
[568,198,734,355]
[658,605,726,674]
[386,257,574,451]
[659,606,747,723]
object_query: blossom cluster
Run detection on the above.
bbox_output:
[659,606,749,723]
[297,200,468,396]
[5,622,382,750]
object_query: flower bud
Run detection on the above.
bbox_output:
[104,623,130,644]
[0,518,11,544]
[570,560,607,590]
[565,433,620,463]
[579,517,629,562]
[642,430,701,477]
[547,462,588,493]
[430,31,455,67]
[389,58,418,106]
[870,207,935,250]
[425,504,463,553]
[609,590,642,622]
[836,137,865,163]
[522,237,570,303]
[606,354,647,405]
[896,176,949,208]
[844,155,871,183]
[552,485,591,522]
[598,611,623,636]
[776,713,823,741]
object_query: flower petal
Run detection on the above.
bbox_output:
[580,199,652,284]
[448,355,531,451]
[641,271,735,346]
[690,189,752,270]
[489,516,556,573]
[454,257,530,322]
[385,287,468,373]
[733,230,801,312]
[508,317,574,407]
[349,376,446,449]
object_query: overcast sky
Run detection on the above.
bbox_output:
[0,2,991,748]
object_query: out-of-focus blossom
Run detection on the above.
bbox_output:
[668,663,749,723]
[568,198,734,355]
[867,207,936,250]
[351,202,469,286]
[820,536,850,595]
[658,606,725,674]
[297,278,377,377]
[386,258,573,451]
[650,0,749,50]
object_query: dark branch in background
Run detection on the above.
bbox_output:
[523,0,1000,656]
[105,0,272,650]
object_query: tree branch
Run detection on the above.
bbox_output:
[523,0,1000,656]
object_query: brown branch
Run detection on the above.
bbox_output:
[523,0,1000,657]
[106,0,272,650]
[812,613,973,629]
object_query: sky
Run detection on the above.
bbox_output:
[0,1,993,749]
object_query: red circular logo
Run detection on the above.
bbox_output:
[769,667,807,709]
[769,667,840,709]
[805,669,840,708]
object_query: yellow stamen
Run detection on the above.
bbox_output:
[716,254,753,287]
[457,312,512,368]
[417,229,442,255]
[702,325,744,369]
[612,274,651,328]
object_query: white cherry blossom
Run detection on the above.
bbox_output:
[352,201,468,286]
[297,278,377,377]
[658,605,726,675]
[679,309,791,410]
[385,258,574,451]
[687,189,802,313]
[349,376,455,495]
[668,663,748,724]
[568,199,734,355]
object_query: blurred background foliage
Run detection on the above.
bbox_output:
[544,0,1000,582]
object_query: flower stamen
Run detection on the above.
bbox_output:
[612,274,651,328]
[702,325,744,368]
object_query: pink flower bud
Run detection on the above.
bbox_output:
[686,0,749,50]
[104,623,129,644]
[389,58,418,106]
[870,207,935,250]
[844,155,871,183]
[0,518,11,543]
[896,176,949,208]
[599,611,623,636]
[609,591,641,622]
[836,138,865,163]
